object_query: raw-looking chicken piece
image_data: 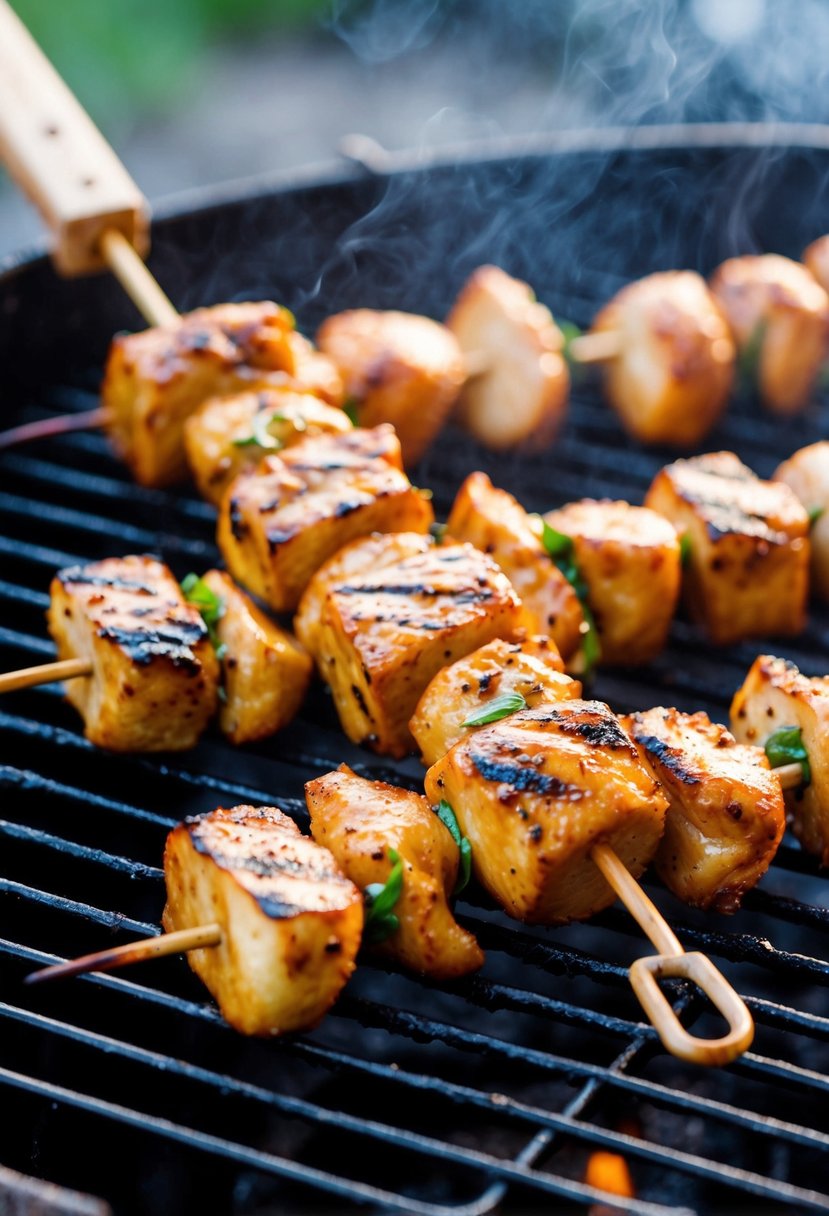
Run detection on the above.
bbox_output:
[410,635,580,767]
[46,555,219,751]
[425,700,667,924]
[731,655,829,865]
[589,270,735,445]
[446,264,569,450]
[306,765,483,978]
[709,254,829,414]
[623,707,785,912]
[645,451,810,645]
[316,309,465,465]
[163,804,363,1035]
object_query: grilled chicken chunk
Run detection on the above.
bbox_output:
[162,805,362,1035]
[623,708,785,912]
[103,301,332,488]
[446,265,569,450]
[645,451,810,645]
[316,309,465,465]
[46,555,219,751]
[217,426,434,612]
[425,700,667,924]
[589,270,734,446]
[200,570,312,744]
[410,635,580,767]
[803,234,829,293]
[446,472,584,662]
[184,389,351,505]
[543,499,681,666]
[774,441,829,603]
[306,766,483,978]
[731,655,829,864]
[294,531,433,657]
[709,254,829,414]
[310,542,523,757]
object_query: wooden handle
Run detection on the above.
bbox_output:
[0,0,149,275]
[591,841,754,1066]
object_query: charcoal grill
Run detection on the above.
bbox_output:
[2,124,829,1216]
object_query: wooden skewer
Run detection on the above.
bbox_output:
[24,922,222,986]
[98,228,178,329]
[775,761,804,790]
[590,842,754,1065]
[0,408,109,452]
[0,657,91,694]
[463,328,622,382]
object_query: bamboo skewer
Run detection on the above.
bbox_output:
[0,656,91,694]
[463,328,622,382]
[98,228,178,328]
[24,922,222,986]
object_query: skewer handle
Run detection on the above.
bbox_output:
[590,842,754,1065]
[568,330,623,364]
[25,923,223,986]
[0,657,92,694]
[0,0,149,276]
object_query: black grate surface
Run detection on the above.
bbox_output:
[1,137,829,1215]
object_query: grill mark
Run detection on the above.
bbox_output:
[632,731,701,785]
[535,707,634,751]
[471,752,576,796]
[58,569,158,594]
[96,621,207,669]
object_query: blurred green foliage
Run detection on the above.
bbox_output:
[11,0,332,127]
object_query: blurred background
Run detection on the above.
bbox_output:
[3,0,829,258]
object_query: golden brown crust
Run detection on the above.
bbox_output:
[774,441,829,603]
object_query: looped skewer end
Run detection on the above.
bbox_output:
[630,951,755,1067]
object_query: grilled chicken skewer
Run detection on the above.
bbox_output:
[26,805,364,1036]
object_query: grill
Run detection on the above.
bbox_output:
[1,126,829,1216]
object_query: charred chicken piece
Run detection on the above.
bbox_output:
[316,309,465,465]
[709,254,829,414]
[645,451,810,645]
[103,301,342,488]
[446,264,569,450]
[590,270,734,446]
[425,700,667,924]
[294,531,433,657]
[774,441,829,603]
[309,542,523,757]
[410,635,580,767]
[185,389,351,505]
[217,426,433,612]
[306,765,483,978]
[163,805,362,1035]
[731,655,829,864]
[446,471,584,662]
[46,555,219,752]
[200,570,312,745]
[623,707,785,913]
[542,499,681,666]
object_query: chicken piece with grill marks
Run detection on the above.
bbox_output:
[294,531,434,657]
[446,471,585,663]
[542,499,681,666]
[410,635,580,767]
[162,805,363,1036]
[425,700,667,924]
[645,451,810,645]
[730,655,829,865]
[316,309,465,466]
[589,270,735,446]
[200,570,312,745]
[306,765,483,979]
[709,254,829,415]
[310,541,523,757]
[103,301,342,488]
[623,707,785,913]
[184,388,352,505]
[46,555,219,752]
[216,425,434,613]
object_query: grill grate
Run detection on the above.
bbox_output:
[2,144,829,1215]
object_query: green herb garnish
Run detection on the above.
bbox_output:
[765,725,811,787]
[558,319,584,367]
[232,410,295,451]
[435,800,472,894]
[463,690,526,727]
[809,506,825,527]
[181,573,227,661]
[343,397,360,426]
[429,521,448,544]
[363,848,404,944]
[537,518,601,676]
[738,318,767,394]
[679,533,692,564]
